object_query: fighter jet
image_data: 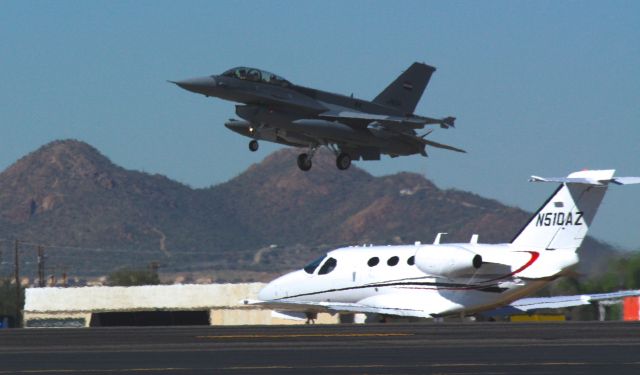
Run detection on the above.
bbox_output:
[172,62,464,171]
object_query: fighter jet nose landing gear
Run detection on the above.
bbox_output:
[336,153,351,170]
[249,140,259,152]
[297,153,312,171]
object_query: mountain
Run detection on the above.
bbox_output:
[0,140,617,280]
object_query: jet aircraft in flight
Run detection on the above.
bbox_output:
[172,63,463,171]
[246,169,640,320]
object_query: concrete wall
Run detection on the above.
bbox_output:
[23,283,340,327]
[25,283,266,312]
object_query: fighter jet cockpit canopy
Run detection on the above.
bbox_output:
[221,67,291,87]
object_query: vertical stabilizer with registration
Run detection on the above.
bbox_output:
[511,170,619,250]
[372,62,435,114]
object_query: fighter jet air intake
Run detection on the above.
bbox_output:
[172,62,463,171]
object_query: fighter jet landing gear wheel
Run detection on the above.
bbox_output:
[297,153,312,171]
[336,153,351,170]
[249,140,259,152]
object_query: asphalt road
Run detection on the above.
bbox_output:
[1,322,639,374]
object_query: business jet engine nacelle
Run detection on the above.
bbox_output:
[414,245,482,278]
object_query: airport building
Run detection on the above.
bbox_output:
[23,283,343,327]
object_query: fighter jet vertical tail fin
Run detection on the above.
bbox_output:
[372,62,436,114]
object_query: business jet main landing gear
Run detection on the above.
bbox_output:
[305,312,317,324]
[248,140,259,152]
[297,146,317,172]
[336,153,351,170]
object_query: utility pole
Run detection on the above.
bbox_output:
[49,265,56,286]
[149,261,160,284]
[62,266,68,287]
[37,246,45,288]
[150,261,159,276]
[14,239,20,327]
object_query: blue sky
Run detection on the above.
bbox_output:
[1,1,639,249]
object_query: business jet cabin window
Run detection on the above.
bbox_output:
[387,256,399,266]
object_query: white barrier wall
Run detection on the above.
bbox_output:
[23,283,341,327]
[25,283,265,312]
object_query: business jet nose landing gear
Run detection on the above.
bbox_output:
[249,140,259,152]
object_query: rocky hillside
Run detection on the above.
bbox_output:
[0,140,616,279]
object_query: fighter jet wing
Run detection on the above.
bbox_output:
[319,110,455,130]
[484,290,640,316]
[242,298,433,318]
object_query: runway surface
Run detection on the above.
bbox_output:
[1,322,640,374]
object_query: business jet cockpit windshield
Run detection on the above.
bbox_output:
[303,255,326,274]
[318,257,337,275]
[303,255,337,275]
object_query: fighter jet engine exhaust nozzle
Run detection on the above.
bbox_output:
[414,246,482,278]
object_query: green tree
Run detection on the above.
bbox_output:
[536,252,640,321]
[106,267,160,286]
[0,279,24,326]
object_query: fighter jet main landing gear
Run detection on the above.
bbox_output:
[326,144,352,171]
[296,146,352,171]
[248,140,259,152]
[336,153,351,170]
[297,146,317,171]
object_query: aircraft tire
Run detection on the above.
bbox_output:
[249,140,259,152]
[297,153,312,171]
[336,153,351,170]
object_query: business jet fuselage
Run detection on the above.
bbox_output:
[252,170,640,319]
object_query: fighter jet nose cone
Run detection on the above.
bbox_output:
[171,78,197,91]
[171,76,216,95]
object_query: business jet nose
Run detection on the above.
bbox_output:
[170,76,217,95]
[258,281,278,301]
[258,270,306,301]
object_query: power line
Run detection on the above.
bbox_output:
[0,238,228,256]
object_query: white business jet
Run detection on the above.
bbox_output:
[247,170,640,320]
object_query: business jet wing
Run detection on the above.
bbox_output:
[319,110,455,130]
[243,297,434,318]
[485,290,640,316]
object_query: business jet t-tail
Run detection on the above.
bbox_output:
[246,170,640,320]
